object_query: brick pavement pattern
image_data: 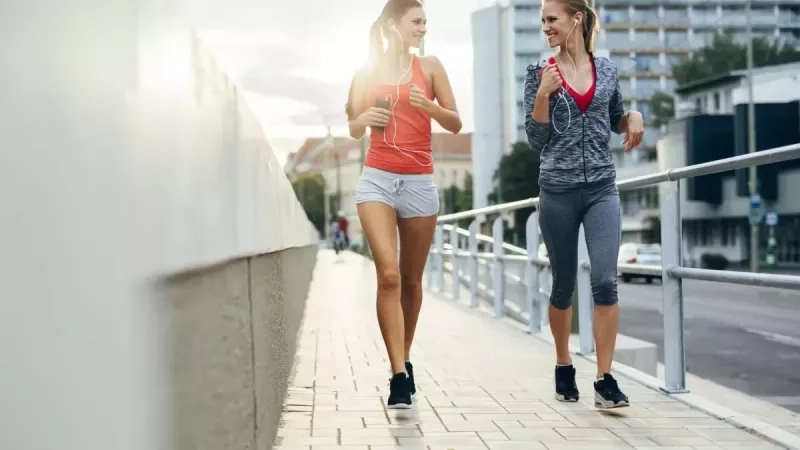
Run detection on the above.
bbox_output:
[273,251,783,449]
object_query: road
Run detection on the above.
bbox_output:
[618,278,800,413]
[466,259,800,412]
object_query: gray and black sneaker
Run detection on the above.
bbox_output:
[405,361,416,398]
[387,373,413,409]
[554,365,580,402]
[594,373,630,409]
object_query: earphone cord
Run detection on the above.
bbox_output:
[551,21,578,135]
[381,27,433,167]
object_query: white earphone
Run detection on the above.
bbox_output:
[379,21,433,167]
[551,18,579,134]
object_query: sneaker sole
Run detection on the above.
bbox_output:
[594,392,629,409]
[555,393,579,402]
[387,402,413,410]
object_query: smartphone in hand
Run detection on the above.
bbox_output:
[374,99,391,131]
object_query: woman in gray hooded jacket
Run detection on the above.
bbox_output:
[524,0,644,409]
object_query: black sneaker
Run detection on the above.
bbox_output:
[387,373,413,409]
[594,373,630,409]
[405,361,416,398]
[554,365,580,402]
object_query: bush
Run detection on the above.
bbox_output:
[700,253,729,270]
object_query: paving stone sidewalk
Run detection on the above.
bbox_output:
[273,250,783,450]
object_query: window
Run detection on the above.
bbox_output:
[619,78,633,97]
[604,8,629,24]
[713,92,720,112]
[633,7,659,25]
[606,30,631,50]
[636,79,660,98]
[664,30,689,49]
[693,31,712,49]
[611,55,633,72]
[515,7,540,28]
[634,30,661,48]
[634,55,660,72]
[639,101,652,122]
[692,7,717,26]
[665,54,686,70]
[663,7,689,25]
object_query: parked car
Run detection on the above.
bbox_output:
[617,243,662,284]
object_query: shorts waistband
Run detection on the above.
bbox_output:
[361,166,435,186]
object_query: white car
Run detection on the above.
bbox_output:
[617,243,662,284]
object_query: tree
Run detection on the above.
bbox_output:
[456,172,474,213]
[291,173,326,235]
[648,91,675,128]
[440,172,475,229]
[672,31,800,87]
[489,141,541,245]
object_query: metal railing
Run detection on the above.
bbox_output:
[424,142,800,395]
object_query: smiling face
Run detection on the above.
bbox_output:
[390,6,426,49]
[541,0,580,49]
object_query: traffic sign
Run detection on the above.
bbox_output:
[765,211,779,227]
[749,193,763,226]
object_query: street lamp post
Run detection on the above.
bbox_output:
[746,0,760,273]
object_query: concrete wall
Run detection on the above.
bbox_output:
[0,2,316,449]
[165,246,316,450]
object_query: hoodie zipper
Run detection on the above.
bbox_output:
[582,115,588,183]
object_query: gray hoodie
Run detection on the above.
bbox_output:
[523,56,627,192]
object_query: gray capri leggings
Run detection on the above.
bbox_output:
[355,166,440,218]
[538,179,621,310]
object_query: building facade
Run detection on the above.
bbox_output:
[471,4,517,209]
[663,63,800,268]
[472,0,800,242]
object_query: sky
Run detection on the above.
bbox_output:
[182,0,501,165]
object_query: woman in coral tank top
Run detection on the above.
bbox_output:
[344,0,461,409]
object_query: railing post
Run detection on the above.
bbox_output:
[577,224,594,355]
[661,181,689,394]
[425,252,432,287]
[434,224,445,293]
[492,216,505,318]
[468,220,479,308]
[525,212,542,333]
[450,225,460,302]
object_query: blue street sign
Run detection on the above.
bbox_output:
[749,193,763,226]
[765,211,779,227]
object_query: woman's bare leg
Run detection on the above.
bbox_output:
[357,201,405,375]
[397,214,438,360]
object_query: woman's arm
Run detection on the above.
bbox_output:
[524,65,551,153]
[426,56,462,134]
[607,66,644,151]
[608,65,627,135]
[347,70,369,139]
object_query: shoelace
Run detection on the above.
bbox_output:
[602,376,621,393]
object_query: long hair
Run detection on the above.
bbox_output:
[345,0,423,120]
[548,0,599,54]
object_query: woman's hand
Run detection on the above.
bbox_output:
[356,107,390,129]
[410,84,436,113]
[623,111,644,152]
[537,64,563,98]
